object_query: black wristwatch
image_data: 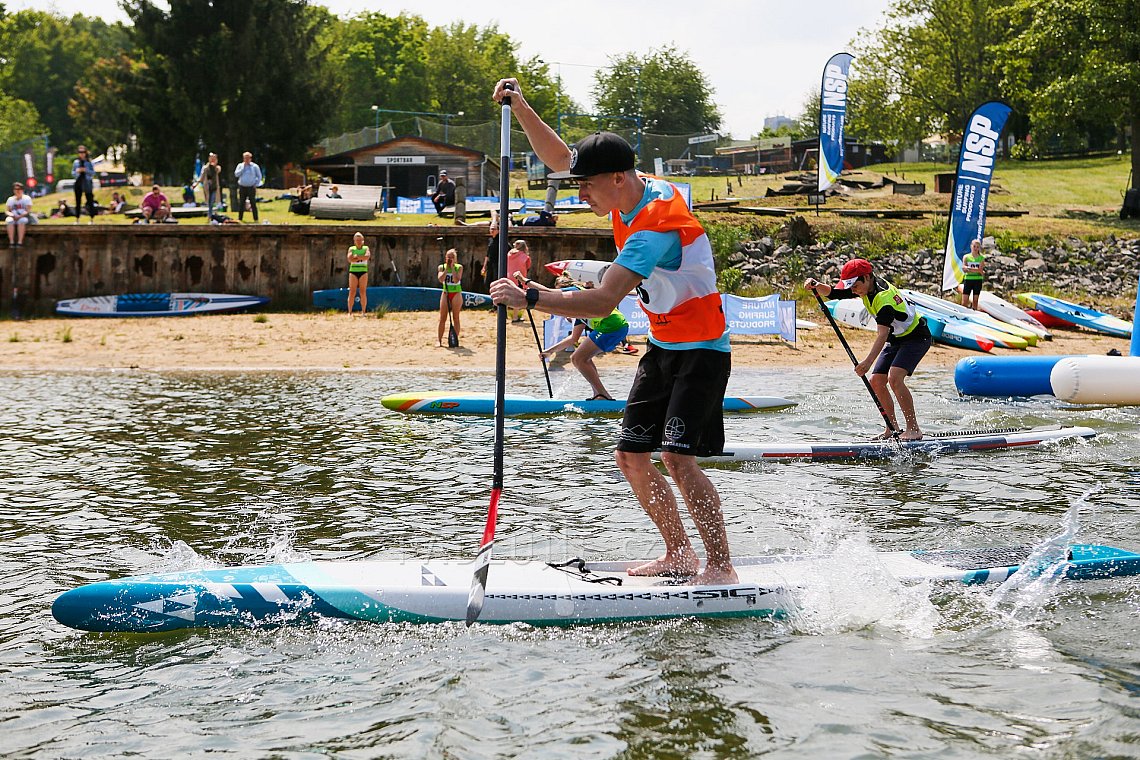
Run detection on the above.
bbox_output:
[525,287,540,310]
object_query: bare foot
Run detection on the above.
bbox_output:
[692,566,739,585]
[900,429,923,441]
[628,553,699,577]
[872,429,895,440]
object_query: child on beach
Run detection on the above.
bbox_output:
[805,258,932,440]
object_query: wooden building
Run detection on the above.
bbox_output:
[303,136,500,209]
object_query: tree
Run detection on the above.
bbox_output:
[115,0,334,183]
[0,9,130,149]
[997,0,1140,186]
[321,12,431,135]
[0,90,46,149]
[850,0,1011,143]
[592,46,721,136]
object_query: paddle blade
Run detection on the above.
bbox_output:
[466,487,501,625]
[448,325,459,347]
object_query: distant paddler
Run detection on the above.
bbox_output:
[528,274,629,401]
[806,258,932,441]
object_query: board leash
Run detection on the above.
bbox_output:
[468,82,513,626]
[813,290,900,438]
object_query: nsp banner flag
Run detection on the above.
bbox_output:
[941,101,1012,292]
[818,52,854,193]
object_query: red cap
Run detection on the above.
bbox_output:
[837,258,873,288]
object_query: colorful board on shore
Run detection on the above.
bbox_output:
[1015,293,1132,338]
[692,425,1096,463]
[977,292,1052,340]
[52,543,1140,632]
[55,293,268,317]
[381,392,796,417]
[312,287,493,312]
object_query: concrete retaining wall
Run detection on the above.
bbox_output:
[1,225,616,315]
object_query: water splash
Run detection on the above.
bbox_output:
[984,487,1100,624]
[776,502,939,638]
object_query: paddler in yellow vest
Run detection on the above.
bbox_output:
[490,78,736,585]
[805,258,932,441]
[525,276,630,401]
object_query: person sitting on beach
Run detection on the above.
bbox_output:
[108,192,126,214]
[805,258,932,441]
[52,200,72,219]
[140,185,170,223]
[960,239,985,310]
[346,231,370,316]
[437,247,463,346]
[529,274,629,401]
[5,182,35,247]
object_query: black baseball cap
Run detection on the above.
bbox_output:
[548,132,636,179]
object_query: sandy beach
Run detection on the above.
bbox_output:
[0,310,1130,372]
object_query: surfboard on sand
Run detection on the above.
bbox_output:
[689,425,1096,463]
[51,542,1140,632]
[381,392,797,416]
[1016,293,1132,339]
[55,293,268,317]
[312,286,492,312]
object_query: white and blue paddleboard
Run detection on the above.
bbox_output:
[55,293,269,317]
[1016,293,1132,339]
[312,286,492,312]
[381,392,796,416]
[52,543,1140,632]
[694,425,1096,463]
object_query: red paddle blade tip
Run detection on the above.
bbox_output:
[544,261,569,276]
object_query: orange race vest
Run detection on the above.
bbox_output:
[611,181,726,344]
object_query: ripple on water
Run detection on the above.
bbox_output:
[2,367,1138,757]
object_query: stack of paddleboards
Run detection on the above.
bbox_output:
[381,391,796,417]
[1016,293,1133,338]
[56,293,268,317]
[900,289,1041,350]
[312,286,492,312]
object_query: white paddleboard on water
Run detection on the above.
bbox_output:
[51,543,1140,632]
[691,425,1097,463]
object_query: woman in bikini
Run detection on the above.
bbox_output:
[346,232,370,316]
[437,248,463,346]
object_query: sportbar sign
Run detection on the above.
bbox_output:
[941,101,1012,292]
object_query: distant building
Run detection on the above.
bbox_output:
[714,138,890,174]
[763,115,797,132]
[303,136,498,209]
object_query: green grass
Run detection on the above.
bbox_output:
[252,314,268,323]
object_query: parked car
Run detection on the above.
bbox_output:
[56,177,102,193]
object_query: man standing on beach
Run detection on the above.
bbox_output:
[489,78,737,585]
[234,151,262,223]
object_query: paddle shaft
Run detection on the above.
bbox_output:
[468,83,513,625]
[813,290,899,436]
[527,308,554,397]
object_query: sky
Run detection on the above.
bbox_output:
[13,0,895,139]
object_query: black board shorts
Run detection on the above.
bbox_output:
[617,344,730,457]
[872,320,932,376]
[962,279,983,296]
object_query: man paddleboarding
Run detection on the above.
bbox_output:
[490,78,736,585]
[806,258,932,441]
